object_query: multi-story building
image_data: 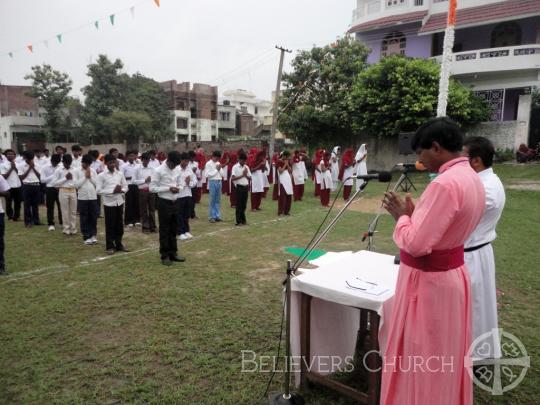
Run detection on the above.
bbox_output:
[221,89,273,127]
[217,100,237,138]
[349,0,540,148]
[161,81,219,142]
[0,85,46,151]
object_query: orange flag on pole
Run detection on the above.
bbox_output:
[154,0,160,7]
[27,45,33,53]
[448,0,457,26]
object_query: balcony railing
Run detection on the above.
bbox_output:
[431,44,540,75]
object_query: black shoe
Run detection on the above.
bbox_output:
[0,266,7,275]
[116,246,130,253]
[161,257,172,266]
[215,218,222,222]
[170,255,186,262]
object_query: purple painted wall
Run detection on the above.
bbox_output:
[356,23,431,64]
[357,16,539,62]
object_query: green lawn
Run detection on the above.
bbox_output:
[0,164,538,404]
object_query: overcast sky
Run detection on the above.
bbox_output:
[0,0,355,102]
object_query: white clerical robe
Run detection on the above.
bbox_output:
[464,167,506,360]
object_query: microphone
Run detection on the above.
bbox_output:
[355,171,392,182]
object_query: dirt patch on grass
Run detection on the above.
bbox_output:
[334,197,388,214]
[507,180,540,191]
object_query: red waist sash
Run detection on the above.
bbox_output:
[399,245,464,272]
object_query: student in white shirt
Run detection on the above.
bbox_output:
[148,150,161,169]
[18,150,42,227]
[205,151,224,223]
[463,137,506,361]
[231,151,251,226]
[96,154,129,255]
[41,153,63,231]
[150,151,185,266]
[109,148,125,168]
[354,144,368,191]
[0,174,10,275]
[121,151,141,227]
[1,149,22,221]
[89,149,104,218]
[71,144,83,170]
[277,151,294,215]
[75,154,99,245]
[319,151,333,207]
[53,154,78,235]
[177,153,197,240]
[134,153,157,233]
[187,151,199,220]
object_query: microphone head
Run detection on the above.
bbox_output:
[378,171,392,182]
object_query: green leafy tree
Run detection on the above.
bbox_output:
[80,55,172,145]
[24,64,73,141]
[349,56,491,137]
[102,111,153,145]
[278,36,370,147]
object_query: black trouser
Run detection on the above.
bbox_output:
[39,183,46,205]
[79,199,98,240]
[177,196,191,235]
[104,205,124,250]
[124,184,140,225]
[235,185,248,225]
[6,186,22,220]
[190,187,197,218]
[0,213,4,270]
[158,198,179,259]
[22,184,41,225]
[45,187,62,226]
[139,191,156,232]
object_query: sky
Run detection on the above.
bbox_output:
[0,0,356,102]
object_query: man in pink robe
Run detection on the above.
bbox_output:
[382,117,485,405]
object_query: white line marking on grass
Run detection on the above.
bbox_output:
[2,207,323,283]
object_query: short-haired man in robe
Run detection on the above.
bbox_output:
[463,136,506,362]
[381,117,485,405]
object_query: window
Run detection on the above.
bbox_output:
[220,111,231,121]
[176,117,188,129]
[177,101,186,110]
[190,108,197,119]
[387,0,405,7]
[211,136,217,142]
[381,32,406,57]
[240,105,248,113]
[254,106,258,115]
[491,22,522,48]
[191,135,197,142]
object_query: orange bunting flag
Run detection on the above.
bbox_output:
[154,0,160,7]
[27,45,33,53]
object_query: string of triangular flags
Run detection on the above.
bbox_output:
[4,0,160,59]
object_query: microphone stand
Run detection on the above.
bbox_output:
[269,179,370,405]
[364,170,409,251]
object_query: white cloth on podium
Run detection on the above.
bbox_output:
[290,250,399,385]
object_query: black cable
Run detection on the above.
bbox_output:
[253,294,286,404]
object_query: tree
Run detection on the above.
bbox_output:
[348,55,491,137]
[80,55,172,145]
[24,64,73,141]
[278,36,370,147]
[102,111,153,145]
[80,55,125,143]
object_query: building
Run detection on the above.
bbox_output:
[349,0,540,149]
[221,89,273,126]
[0,85,46,151]
[217,100,237,137]
[161,81,219,142]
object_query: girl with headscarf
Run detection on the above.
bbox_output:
[354,144,368,191]
[339,148,355,201]
[331,146,341,191]
[220,152,231,195]
[319,150,333,207]
[277,150,293,215]
[271,153,280,201]
[292,150,304,201]
[249,149,266,211]
[312,149,324,197]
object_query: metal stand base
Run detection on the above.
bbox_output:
[268,392,305,405]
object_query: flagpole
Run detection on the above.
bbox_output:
[436,0,457,117]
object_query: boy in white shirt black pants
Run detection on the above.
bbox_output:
[75,154,99,245]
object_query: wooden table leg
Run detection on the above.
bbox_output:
[299,293,312,389]
[367,311,381,405]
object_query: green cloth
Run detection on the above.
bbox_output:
[285,247,327,261]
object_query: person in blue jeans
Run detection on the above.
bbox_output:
[204,150,224,223]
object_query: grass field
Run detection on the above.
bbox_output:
[1,164,539,404]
